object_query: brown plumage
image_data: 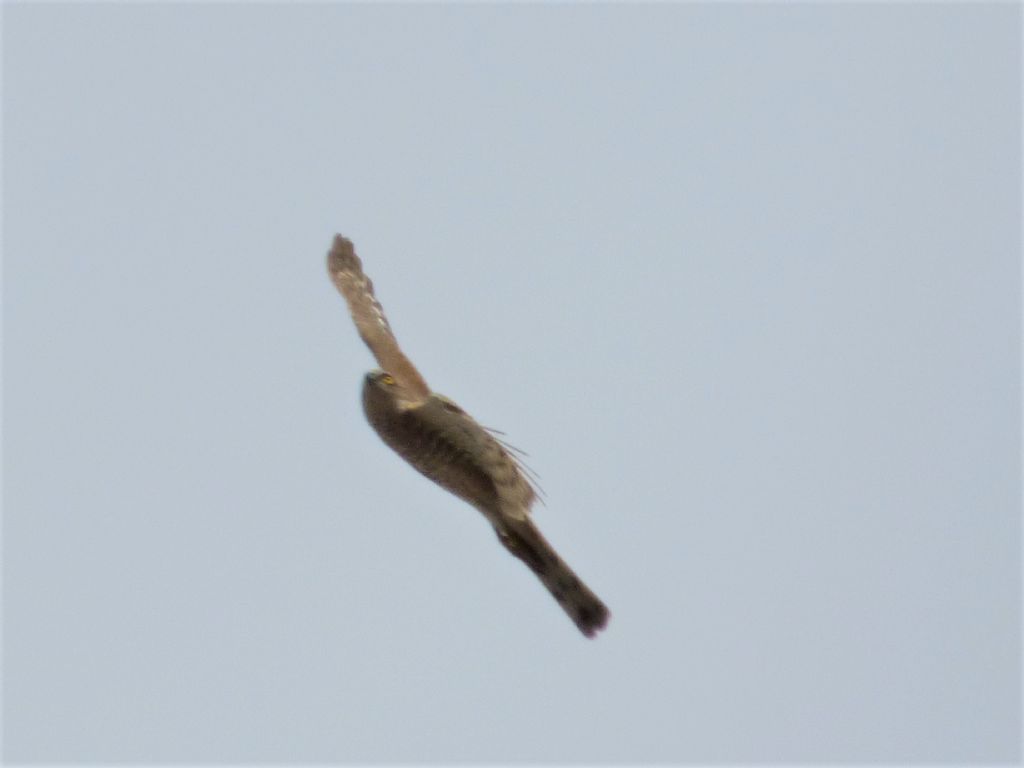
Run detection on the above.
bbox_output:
[328,235,609,638]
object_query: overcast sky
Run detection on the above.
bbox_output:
[3,3,1020,764]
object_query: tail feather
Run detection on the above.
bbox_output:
[498,520,610,638]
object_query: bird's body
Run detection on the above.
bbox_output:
[329,236,609,637]
[362,378,534,526]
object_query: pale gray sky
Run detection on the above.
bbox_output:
[3,3,1020,764]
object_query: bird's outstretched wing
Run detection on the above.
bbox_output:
[327,235,430,400]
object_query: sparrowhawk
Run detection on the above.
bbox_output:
[327,235,609,637]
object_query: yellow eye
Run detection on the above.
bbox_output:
[381,374,396,385]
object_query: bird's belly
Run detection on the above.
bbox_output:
[370,409,501,518]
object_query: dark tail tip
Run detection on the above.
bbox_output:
[574,596,611,638]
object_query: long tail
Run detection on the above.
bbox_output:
[497,519,610,638]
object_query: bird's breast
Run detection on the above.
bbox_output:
[362,391,502,515]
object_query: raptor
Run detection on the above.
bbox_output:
[327,235,609,637]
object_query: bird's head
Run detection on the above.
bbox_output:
[363,369,420,410]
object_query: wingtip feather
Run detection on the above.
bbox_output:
[328,234,360,276]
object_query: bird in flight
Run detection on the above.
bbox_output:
[327,235,609,637]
